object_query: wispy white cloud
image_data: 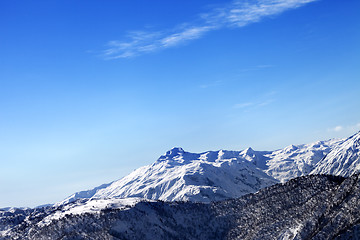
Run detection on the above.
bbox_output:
[238,64,275,73]
[104,31,163,59]
[223,0,317,27]
[234,102,255,109]
[234,89,277,110]
[328,123,360,133]
[234,99,274,109]
[328,125,344,132]
[161,26,214,48]
[199,80,223,89]
[102,0,317,59]
[257,99,274,107]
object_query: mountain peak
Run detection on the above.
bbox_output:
[165,147,185,156]
[243,147,254,154]
[283,144,298,153]
[156,147,186,162]
[239,147,256,159]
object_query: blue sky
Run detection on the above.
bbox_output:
[1,0,359,207]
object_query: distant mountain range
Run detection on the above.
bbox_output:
[58,132,359,205]
[2,174,359,239]
[1,131,360,239]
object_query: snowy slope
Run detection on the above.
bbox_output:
[40,198,145,227]
[261,138,343,182]
[55,183,112,206]
[3,174,360,240]
[58,133,355,205]
[58,147,278,205]
[91,148,278,202]
[210,139,343,183]
[311,131,360,176]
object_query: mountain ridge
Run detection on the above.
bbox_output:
[311,131,360,177]
[2,131,360,239]
[2,174,359,239]
[57,132,360,206]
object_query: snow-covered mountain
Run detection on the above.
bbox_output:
[261,138,343,182]
[2,174,360,240]
[57,183,112,206]
[57,132,358,205]
[311,131,360,176]
[2,132,360,239]
[58,147,278,205]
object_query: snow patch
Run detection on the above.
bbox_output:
[39,198,145,227]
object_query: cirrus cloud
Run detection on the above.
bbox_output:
[102,0,318,59]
